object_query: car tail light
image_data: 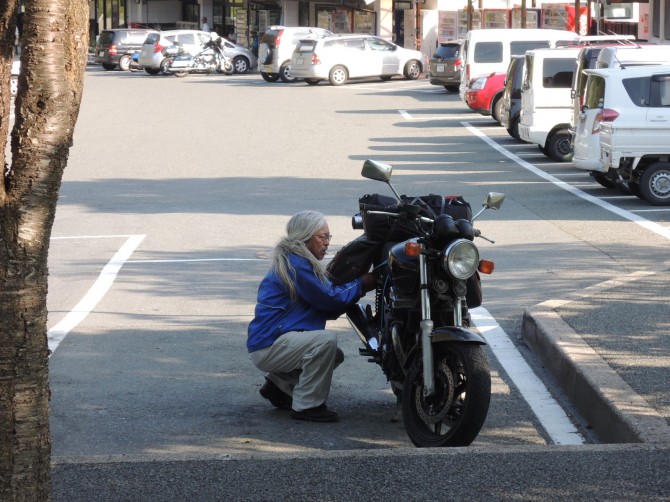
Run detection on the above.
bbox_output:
[465,64,470,85]
[592,108,619,134]
[454,58,462,72]
[311,53,321,65]
[275,30,283,47]
[108,44,117,56]
[153,42,165,53]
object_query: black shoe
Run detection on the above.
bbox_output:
[259,378,292,410]
[291,404,339,423]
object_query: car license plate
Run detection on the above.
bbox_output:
[436,64,445,72]
[296,58,303,65]
[98,51,104,57]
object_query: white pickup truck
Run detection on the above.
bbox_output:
[595,65,670,206]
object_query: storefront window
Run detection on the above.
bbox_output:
[317,6,375,34]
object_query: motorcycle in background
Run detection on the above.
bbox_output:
[168,32,234,78]
[327,160,505,447]
[118,50,143,72]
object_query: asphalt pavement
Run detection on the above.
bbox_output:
[49,267,670,499]
[45,66,670,500]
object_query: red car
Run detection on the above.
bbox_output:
[464,71,507,123]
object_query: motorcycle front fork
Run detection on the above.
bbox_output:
[419,249,464,398]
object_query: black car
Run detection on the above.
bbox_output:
[95,29,158,71]
[428,41,462,92]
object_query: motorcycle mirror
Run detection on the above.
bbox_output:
[483,192,506,210]
[361,160,392,182]
[362,160,402,201]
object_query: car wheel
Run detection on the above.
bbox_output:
[261,72,280,82]
[258,43,272,65]
[102,63,116,71]
[279,62,297,83]
[546,130,573,162]
[145,67,161,75]
[404,60,421,80]
[233,56,249,73]
[445,85,459,93]
[304,78,320,86]
[639,162,670,206]
[118,55,131,71]
[160,58,174,75]
[10,76,18,96]
[492,96,504,124]
[329,65,348,86]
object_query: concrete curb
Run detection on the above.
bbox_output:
[522,304,670,444]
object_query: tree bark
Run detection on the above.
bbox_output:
[0,0,88,499]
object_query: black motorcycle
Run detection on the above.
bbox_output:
[328,160,505,447]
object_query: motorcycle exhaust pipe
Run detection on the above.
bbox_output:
[346,304,378,351]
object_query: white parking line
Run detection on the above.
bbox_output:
[471,307,585,445]
[463,122,670,241]
[48,234,145,355]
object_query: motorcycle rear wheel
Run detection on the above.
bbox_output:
[402,343,491,447]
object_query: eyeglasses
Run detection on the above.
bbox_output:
[315,233,333,242]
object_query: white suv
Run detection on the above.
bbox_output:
[290,34,425,86]
[581,65,670,205]
[257,26,332,83]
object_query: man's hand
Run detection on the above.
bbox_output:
[360,272,377,292]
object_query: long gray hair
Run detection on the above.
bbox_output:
[272,210,329,301]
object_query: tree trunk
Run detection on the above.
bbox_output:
[0,0,88,499]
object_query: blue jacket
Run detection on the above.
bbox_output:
[247,254,365,353]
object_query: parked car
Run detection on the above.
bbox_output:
[428,41,462,92]
[500,55,526,140]
[10,59,19,96]
[95,28,158,71]
[597,65,670,205]
[464,71,506,122]
[290,34,425,86]
[519,47,581,161]
[258,26,332,83]
[572,44,670,186]
[458,28,579,101]
[568,40,653,146]
[139,30,256,75]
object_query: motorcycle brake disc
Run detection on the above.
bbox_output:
[414,359,455,424]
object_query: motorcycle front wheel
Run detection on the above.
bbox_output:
[402,343,491,447]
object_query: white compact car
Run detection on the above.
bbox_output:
[290,34,425,86]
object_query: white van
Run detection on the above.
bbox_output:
[572,45,670,174]
[518,47,581,161]
[458,28,579,101]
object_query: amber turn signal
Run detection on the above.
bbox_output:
[404,241,422,257]
[478,259,495,274]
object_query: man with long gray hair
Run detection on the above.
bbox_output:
[248,211,376,422]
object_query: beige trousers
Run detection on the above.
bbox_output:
[250,330,343,412]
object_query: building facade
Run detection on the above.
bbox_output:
[89,0,669,61]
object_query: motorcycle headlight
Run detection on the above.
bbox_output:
[442,239,479,280]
